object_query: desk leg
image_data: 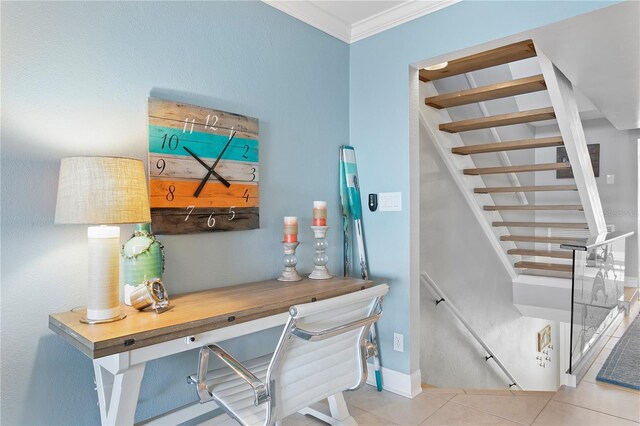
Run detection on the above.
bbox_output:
[94,361,146,425]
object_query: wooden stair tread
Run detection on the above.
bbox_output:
[475,185,577,193]
[464,162,569,175]
[426,75,546,109]
[440,107,556,133]
[515,261,573,273]
[501,235,583,244]
[493,221,588,229]
[485,204,583,211]
[508,249,573,259]
[452,137,563,155]
[419,40,536,82]
[519,270,573,279]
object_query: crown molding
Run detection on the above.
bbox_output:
[351,0,460,43]
[263,1,352,43]
[263,1,459,44]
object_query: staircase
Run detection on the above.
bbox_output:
[419,39,607,321]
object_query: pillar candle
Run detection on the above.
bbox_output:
[284,216,298,242]
[313,201,327,226]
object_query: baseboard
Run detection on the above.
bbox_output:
[366,363,422,398]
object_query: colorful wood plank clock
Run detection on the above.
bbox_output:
[148,98,259,234]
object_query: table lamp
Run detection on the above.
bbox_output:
[55,157,151,324]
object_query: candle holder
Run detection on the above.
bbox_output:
[309,226,332,280]
[278,241,302,282]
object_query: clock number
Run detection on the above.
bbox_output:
[242,145,249,159]
[166,184,176,201]
[162,134,179,150]
[183,118,195,134]
[242,189,250,203]
[228,206,236,221]
[250,167,256,182]
[185,205,195,221]
[205,114,219,131]
[156,158,166,175]
[207,213,216,228]
[182,115,220,134]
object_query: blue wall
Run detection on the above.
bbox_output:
[1,0,619,424]
[349,0,618,374]
[0,2,348,424]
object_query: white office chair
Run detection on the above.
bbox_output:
[188,284,389,426]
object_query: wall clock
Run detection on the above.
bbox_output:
[148,98,259,234]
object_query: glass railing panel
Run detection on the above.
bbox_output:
[569,237,626,373]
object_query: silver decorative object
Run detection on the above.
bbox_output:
[130,278,171,314]
[309,226,332,280]
[278,241,302,282]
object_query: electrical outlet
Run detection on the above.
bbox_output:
[393,333,404,352]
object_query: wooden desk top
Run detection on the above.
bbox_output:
[49,277,372,359]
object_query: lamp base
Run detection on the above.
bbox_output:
[80,312,127,324]
[87,225,122,323]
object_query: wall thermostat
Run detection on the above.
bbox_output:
[368,194,378,211]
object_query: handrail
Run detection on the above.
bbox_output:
[421,272,523,390]
[560,231,634,251]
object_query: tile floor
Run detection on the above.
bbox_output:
[285,311,640,425]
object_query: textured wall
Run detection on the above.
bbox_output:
[419,118,561,390]
[0,2,348,424]
[349,0,618,376]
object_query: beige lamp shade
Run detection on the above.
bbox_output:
[55,156,151,224]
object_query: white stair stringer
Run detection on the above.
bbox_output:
[537,49,607,236]
[420,84,520,280]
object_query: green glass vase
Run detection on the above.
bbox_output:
[122,223,165,305]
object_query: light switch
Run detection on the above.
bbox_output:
[378,192,401,211]
[607,174,615,185]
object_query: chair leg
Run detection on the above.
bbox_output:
[298,393,357,426]
[328,393,353,422]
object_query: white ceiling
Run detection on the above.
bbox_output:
[530,2,640,130]
[262,0,458,43]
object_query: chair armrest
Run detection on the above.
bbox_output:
[195,344,269,406]
[291,303,382,342]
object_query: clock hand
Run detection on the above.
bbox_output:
[211,129,236,170]
[183,147,231,189]
[193,129,237,198]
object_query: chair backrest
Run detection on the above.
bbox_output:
[265,284,389,423]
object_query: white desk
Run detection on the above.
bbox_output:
[49,277,372,425]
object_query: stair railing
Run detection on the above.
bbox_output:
[421,271,523,390]
[559,231,633,381]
